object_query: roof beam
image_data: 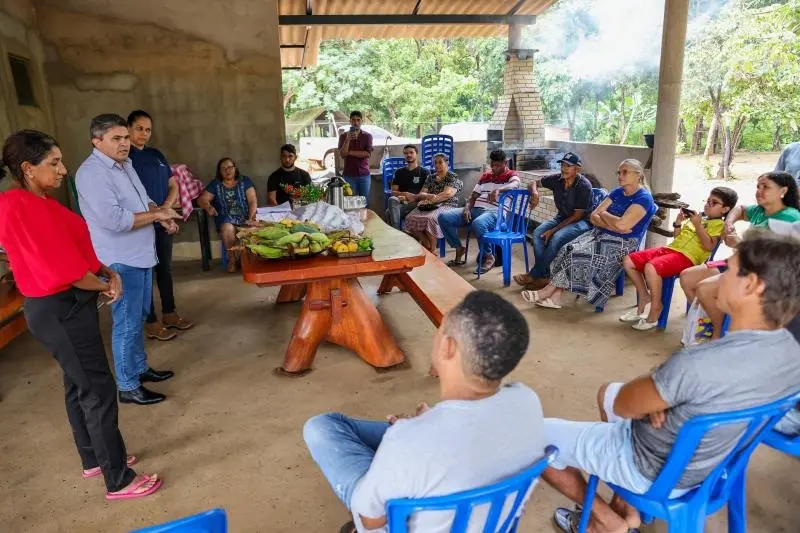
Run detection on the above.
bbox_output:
[306,0,313,16]
[280,44,306,48]
[508,0,527,16]
[412,0,423,15]
[279,14,537,26]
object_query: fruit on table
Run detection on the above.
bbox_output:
[255,227,290,240]
[291,224,319,234]
[275,232,307,246]
[247,244,284,259]
[358,237,373,250]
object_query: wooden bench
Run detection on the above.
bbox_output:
[378,248,474,328]
[0,285,26,349]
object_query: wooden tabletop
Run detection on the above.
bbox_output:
[241,210,426,286]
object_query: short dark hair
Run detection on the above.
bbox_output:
[403,145,417,153]
[735,230,800,327]
[1,130,60,187]
[443,291,529,382]
[489,149,507,163]
[709,186,738,215]
[215,157,240,182]
[280,144,297,155]
[350,110,363,119]
[582,173,603,189]
[761,171,800,210]
[90,114,128,140]
[127,109,152,127]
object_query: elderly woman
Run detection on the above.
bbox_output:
[402,153,463,252]
[524,159,655,309]
[0,130,162,500]
[679,171,800,340]
[198,157,258,272]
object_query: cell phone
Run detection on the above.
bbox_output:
[681,207,696,216]
[349,126,358,132]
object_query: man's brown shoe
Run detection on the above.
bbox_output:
[145,321,177,341]
[163,312,194,331]
[524,277,550,291]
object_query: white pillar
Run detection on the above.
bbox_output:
[509,24,524,50]
[648,0,689,246]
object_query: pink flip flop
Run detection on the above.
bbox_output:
[82,455,138,479]
[105,474,162,501]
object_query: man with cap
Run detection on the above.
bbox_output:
[514,152,594,290]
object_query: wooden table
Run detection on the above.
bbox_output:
[241,210,426,374]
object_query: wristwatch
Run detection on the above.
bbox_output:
[672,222,681,228]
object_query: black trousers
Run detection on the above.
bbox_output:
[24,288,136,493]
[147,226,176,323]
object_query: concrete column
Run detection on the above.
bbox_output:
[648,0,689,246]
[509,24,524,50]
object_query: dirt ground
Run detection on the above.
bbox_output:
[1,153,797,533]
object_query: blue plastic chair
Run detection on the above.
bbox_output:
[762,427,800,456]
[475,190,532,287]
[656,240,723,329]
[386,446,557,533]
[594,202,658,313]
[421,134,455,171]
[576,391,800,533]
[221,242,229,271]
[437,238,447,258]
[381,156,407,210]
[132,508,227,533]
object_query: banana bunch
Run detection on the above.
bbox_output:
[330,236,373,254]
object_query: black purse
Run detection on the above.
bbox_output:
[417,202,441,212]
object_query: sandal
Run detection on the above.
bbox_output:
[535,298,562,309]
[82,455,137,479]
[105,473,162,501]
[618,304,650,323]
[513,273,532,286]
[554,507,640,533]
[632,319,659,331]
[521,290,540,304]
[446,257,466,267]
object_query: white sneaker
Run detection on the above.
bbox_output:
[632,318,659,331]
[618,304,650,323]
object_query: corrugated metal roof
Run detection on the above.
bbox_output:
[279,0,557,68]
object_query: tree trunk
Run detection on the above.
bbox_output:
[703,86,722,160]
[773,121,782,151]
[620,97,639,145]
[678,119,687,145]
[715,116,747,180]
[691,116,704,154]
[283,84,294,109]
[618,86,626,144]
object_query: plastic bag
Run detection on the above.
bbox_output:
[292,202,364,234]
[682,297,713,346]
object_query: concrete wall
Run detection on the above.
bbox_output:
[0,0,57,192]
[35,1,286,259]
[546,141,651,191]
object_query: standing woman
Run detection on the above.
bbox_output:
[197,157,257,272]
[0,130,161,500]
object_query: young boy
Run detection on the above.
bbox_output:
[620,187,738,330]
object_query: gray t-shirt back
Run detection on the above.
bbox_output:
[775,142,800,186]
[349,383,545,533]
[631,329,800,489]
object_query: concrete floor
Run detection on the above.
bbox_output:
[0,248,797,533]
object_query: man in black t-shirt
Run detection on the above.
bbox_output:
[267,144,312,206]
[386,145,430,229]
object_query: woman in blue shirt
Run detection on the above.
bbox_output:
[198,157,257,272]
[523,159,655,309]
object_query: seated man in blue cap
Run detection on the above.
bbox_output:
[514,152,594,290]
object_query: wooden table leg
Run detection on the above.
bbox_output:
[276,284,307,303]
[280,278,406,374]
[377,274,406,295]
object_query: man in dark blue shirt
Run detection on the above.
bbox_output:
[515,152,594,290]
[128,110,194,341]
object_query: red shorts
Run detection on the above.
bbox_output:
[627,247,695,278]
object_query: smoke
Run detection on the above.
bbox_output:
[529,0,731,82]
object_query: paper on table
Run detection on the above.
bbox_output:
[255,202,297,223]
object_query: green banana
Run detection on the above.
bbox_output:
[276,232,307,246]
[309,232,329,243]
[255,227,289,240]
[247,244,284,259]
[310,242,322,253]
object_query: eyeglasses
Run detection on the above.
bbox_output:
[616,169,634,175]
[221,165,235,171]
[706,199,723,206]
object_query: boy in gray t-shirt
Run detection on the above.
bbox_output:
[543,230,800,533]
[303,291,546,533]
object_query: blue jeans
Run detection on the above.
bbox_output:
[439,207,498,256]
[109,264,152,392]
[530,217,592,278]
[344,175,371,199]
[303,413,389,510]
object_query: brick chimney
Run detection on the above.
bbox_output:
[488,50,546,150]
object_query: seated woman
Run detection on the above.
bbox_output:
[197,157,258,273]
[679,171,800,340]
[523,159,654,309]
[619,186,738,331]
[402,153,463,252]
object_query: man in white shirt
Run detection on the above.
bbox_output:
[303,291,545,533]
[439,150,521,274]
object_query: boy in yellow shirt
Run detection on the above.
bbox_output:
[619,187,738,330]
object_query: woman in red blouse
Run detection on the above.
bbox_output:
[0,130,162,500]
